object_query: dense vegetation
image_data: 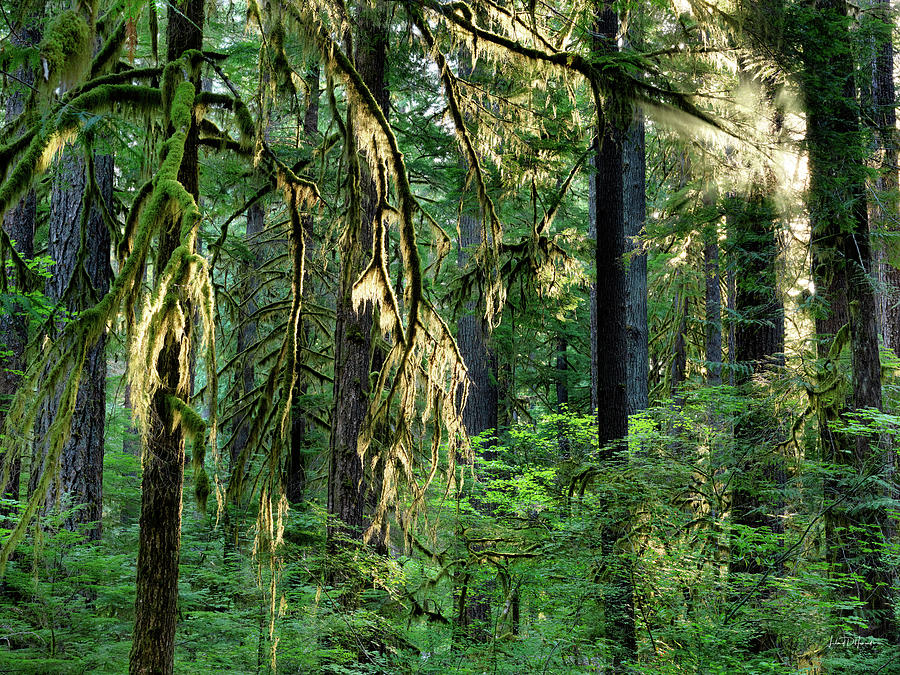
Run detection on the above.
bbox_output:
[0,0,899,672]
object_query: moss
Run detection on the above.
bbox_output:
[0,131,37,185]
[195,92,256,149]
[0,130,46,223]
[57,84,162,128]
[38,10,92,91]
[165,394,206,438]
[89,17,126,78]
[119,179,153,264]
[0,84,159,228]
[193,459,210,514]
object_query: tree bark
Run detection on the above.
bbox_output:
[703,226,722,386]
[455,208,499,641]
[287,64,320,506]
[593,4,636,667]
[869,0,899,573]
[458,209,499,448]
[589,153,599,414]
[802,0,896,641]
[873,0,900,353]
[130,0,203,671]
[624,112,648,415]
[33,148,112,541]
[327,5,388,549]
[0,16,39,520]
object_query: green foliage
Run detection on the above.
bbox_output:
[2,1,900,674]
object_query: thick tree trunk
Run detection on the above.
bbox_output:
[872,0,899,352]
[33,149,112,541]
[593,4,636,668]
[624,113,648,415]
[0,18,39,519]
[589,155,599,413]
[869,0,899,568]
[593,99,628,448]
[458,211,499,447]
[803,0,896,642]
[327,5,387,549]
[130,0,203,671]
[455,208,499,641]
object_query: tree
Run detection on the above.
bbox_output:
[625,109,649,414]
[286,63,320,506]
[868,0,899,353]
[130,0,205,670]
[32,141,112,541]
[727,183,785,653]
[592,3,636,667]
[800,0,897,641]
[327,0,389,551]
[0,13,39,519]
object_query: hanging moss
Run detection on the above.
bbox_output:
[164,394,206,437]
[89,18,126,78]
[38,10,92,91]
[0,49,230,571]
[194,91,256,149]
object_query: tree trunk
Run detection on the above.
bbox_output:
[873,0,900,353]
[287,64,320,506]
[35,148,112,541]
[803,0,896,641]
[703,226,722,386]
[727,186,785,654]
[0,17,39,520]
[593,37,628,451]
[130,0,203,671]
[869,0,899,569]
[670,286,688,397]
[458,210,499,448]
[455,208,499,641]
[327,5,387,549]
[555,337,569,410]
[624,111,648,416]
[589,154,599,414]
[225,201,264,558]
[593,4,636,667]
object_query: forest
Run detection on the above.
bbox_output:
[0,0,898,672]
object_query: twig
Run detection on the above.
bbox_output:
[0,69,39,95]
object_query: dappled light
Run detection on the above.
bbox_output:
[0,0,898,673]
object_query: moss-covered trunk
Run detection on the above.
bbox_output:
[129,0,203,671]
[327,5,387,551]
[803,0,897,642]
[287,64,320,506]
[31,148,112,541]
[0,17,39,520]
